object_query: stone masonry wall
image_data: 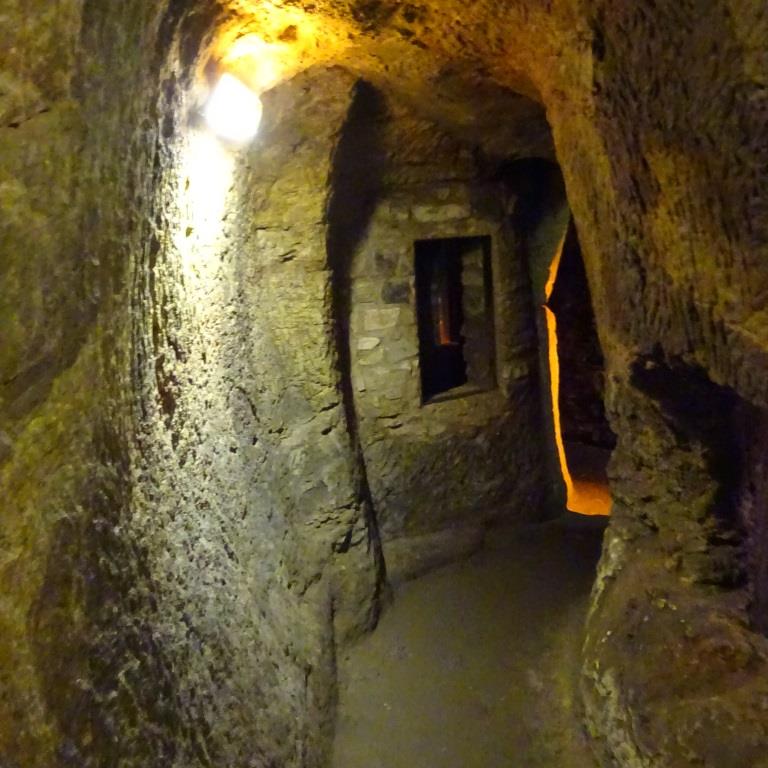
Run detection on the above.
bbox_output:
[339,95,548,541]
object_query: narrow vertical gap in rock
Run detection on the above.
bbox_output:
[505,157,614,516]
[547,220,615,516]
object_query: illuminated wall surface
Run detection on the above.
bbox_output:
[1,1,767,767]
[544,233,612,517]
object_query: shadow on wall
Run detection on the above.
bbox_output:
[326,81,388,432]
[325,80,388,557]
[502,158,567,514]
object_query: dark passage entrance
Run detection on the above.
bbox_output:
[415,238,467,401]
[547,220,615,515]
[415,236,495,403]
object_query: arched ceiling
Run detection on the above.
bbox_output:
[195,0,593,159]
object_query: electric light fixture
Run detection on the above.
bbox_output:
[204,72,262,143]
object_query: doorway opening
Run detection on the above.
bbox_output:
[545,220,615,516]
[415,236,495,403]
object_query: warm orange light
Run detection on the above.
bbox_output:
[544,306,575,498]
[568,478,612,516]
[544,232,565,303]
[222,35,283,92]
[214,11,349,96]
[435,288,453,345]
[545,232,611,517]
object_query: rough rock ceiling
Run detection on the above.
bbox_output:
[202,0,580,158]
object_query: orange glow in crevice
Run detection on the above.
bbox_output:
[544,233,611,517]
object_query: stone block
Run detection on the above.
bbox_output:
[357,347,385,366]
[351,279,380,303]
[384,339,418,364]
[381,280,410,304]
[363,307,401,331]
[412,203,471,222]
[357,336,381,351]
[374,251,399,273]
[382,202,411,222]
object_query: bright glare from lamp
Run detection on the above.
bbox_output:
[204,73,262,143]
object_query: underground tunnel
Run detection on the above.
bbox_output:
[2,1,768,767]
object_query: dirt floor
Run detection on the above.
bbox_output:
[332,515,606,768]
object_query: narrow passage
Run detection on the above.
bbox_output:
[332,516,605,768]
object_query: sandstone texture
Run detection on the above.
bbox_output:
[1,0,767,766]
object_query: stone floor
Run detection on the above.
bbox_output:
[332,515,606,768]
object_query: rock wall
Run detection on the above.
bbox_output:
[3,0,768,766]
[333,93,550,542]
[0,1,164,763]
[582,360,768,767]
[122,64,382,768]
[541,3,768,764]
[285,0,768,761]
[505,158,572,511]
[1,3,382,766]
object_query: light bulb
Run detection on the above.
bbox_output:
[204,73,262,144]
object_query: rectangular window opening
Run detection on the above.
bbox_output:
[415,236,496,404]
